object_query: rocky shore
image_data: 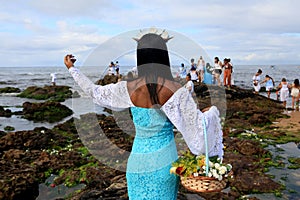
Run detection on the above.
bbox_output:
[0,78,299,200]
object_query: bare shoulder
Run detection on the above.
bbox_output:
[162,79,182,93]
[126,78,144,95]
[126,78,182,94]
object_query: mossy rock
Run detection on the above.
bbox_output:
[17,85,74,102]
[288,157,300,169]
[95,74,120,85]
[4,126,15,131]
[0,106,12,117]
[0,87,21,93]
[22,101,73,123]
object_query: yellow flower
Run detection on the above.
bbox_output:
[197,158,205,167]
[170,167,177,174]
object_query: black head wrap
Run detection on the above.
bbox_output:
[136,33,173,80]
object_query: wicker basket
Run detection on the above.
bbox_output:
[180,171,232,193]
[178,118,233,193]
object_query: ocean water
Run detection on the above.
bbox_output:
[0,64,299,132]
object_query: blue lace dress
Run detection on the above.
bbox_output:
[126,107,179,200]
[203,66,213,84]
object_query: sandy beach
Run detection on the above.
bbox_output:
[275,110,300,133]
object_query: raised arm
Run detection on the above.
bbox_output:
[161,88,223,158]
[64,55,134,110]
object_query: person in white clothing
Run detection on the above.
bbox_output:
[185,73,194,95]
[108,61,115,75]
[291,79,300,110]
[252,69,262,94]
[197,56,205,82]
[278,78,290,108]
[115,61,120,76]
[50,73,57,86]
[190,66,199,82]
[213,57,222,86]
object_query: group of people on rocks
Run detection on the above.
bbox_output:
[106,57,299,111]
[107,61,120,76]
[252,68,300,110]
[179,56,234,95]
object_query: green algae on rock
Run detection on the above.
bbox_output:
[0,87,21,93]
[22,101,73,123]
[17,85,75,102]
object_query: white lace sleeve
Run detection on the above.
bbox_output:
[161,87,223,158]
[69,67,134,110]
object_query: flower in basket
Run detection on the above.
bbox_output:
[170,150,232,181]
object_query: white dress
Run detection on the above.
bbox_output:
[280,82,289,102]
[252,75,261,92]
[291,85,300,97]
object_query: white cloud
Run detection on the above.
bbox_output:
[0,0,300,66]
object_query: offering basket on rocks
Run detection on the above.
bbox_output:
[170,118,233,193]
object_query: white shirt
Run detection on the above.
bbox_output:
[50,73,57,82]
[190,70,198,81]
[185,80,194,94]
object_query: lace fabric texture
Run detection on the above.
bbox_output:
[161,87,224,158]
[126,107,179,199]
[69,67,134,111]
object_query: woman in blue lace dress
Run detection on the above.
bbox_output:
[64,30,223,200]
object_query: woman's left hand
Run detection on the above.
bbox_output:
[64,54,76,69]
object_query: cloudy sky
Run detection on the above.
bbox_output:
[1,0,300,67]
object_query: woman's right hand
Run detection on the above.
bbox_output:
[64,54,76,69]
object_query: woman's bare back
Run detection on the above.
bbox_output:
[127,77,182,108]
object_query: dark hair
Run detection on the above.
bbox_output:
[257,69,262,74]
[223,58,230,63]
[214,57,219,62]
[136,33,174,105]
[294,79,299,87]
[282,78,286,82]
[191,66,197,71]
[186,73,191,79]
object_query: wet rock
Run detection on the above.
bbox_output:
[79,190,102,200]
[0,131,6,138]
[17,85,75,101]
[4,126,15,131]
[22,101,73,123]
[248,113,272,126]
[0,106,12,117]
[96,74,120,85]
[0,84,293,199]
[0,87,21,93]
